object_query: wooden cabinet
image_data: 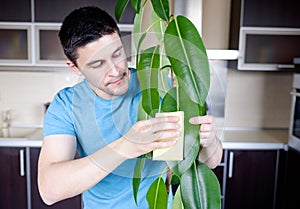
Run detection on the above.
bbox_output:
[213,149,286,209]
[29,148,82,209]
[282,147,300,209]
[0,147,81,209]
[212,152,226,206]
[0,147,28,209]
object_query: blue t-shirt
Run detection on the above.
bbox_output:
[44,69,172,209]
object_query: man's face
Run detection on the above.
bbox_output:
[74,32,130,100]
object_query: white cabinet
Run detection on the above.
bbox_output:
[0,23,32,65]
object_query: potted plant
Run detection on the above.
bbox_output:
[115,0,221,208]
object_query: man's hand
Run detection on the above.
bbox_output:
[117,116,181,159]
[189,115,223,169]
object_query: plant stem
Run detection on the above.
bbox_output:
[175,78,180,111]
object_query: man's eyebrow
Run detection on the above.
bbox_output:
[113,45,123,54]
[85,46,123,67]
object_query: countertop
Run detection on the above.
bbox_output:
[220,129,289,150]
[0,127,289,150]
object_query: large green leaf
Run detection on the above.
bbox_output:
[146,177,168,209]
[133,8,144,50]
[161,87,177,112]
[164,15,210,106]
[151,0,170,22]
[133,158,146,205]
[157,66,171,98]
[131,0,142,14]
[172,186,184,209]
[161,87,205,175]
[180,162,222,209]
[114,0,130,22]
[137,46,161,117]
[152,10,167,41]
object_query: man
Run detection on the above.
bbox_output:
[38,6,223,209]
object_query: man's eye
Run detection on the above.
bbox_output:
[113,50,122,57]
[91,62,102,68]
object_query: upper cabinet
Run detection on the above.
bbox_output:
[0,0,31,22]
[230,0,300,71]
[34,0,134,24]
[242,0,300,28]
[0,0,135,70]
[0,24,31,64]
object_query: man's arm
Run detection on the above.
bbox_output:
[38,134,127,205]
[38,116,180,205]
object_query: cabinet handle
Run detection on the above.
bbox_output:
[228,151,234,178]
[19,149,25,177]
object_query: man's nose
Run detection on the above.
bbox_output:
[107,60,119,75]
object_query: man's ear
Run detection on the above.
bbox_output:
[66,60,82,76]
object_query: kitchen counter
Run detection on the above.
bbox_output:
[220,129,289,150]
[0,127,43,147]
[0,127,289,150]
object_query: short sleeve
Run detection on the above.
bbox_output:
[43,88,76,137]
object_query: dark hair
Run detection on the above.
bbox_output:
[58,6,120,66]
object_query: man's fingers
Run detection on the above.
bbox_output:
[189,115,213,125]
[152,139,177,149]
[200,124,213,132]
[137,116,180,133]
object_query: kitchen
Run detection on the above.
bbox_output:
[0,0,299,209]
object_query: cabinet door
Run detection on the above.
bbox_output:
[34,0,135,23]
[0,147,28,209]
[212,149,226,209]
[0,0,31,21]
[242,0,300,28]
[0,25,31,64]
[30,148,82,209]
[225,150,278,209]
[283,147,300,209]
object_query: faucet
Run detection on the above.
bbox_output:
[0,110,12,137]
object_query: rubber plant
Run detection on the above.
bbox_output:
[115,0,221,208]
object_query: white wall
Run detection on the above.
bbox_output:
[225,69,293,129]
[0,69,80,126]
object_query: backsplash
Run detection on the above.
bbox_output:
[0,69,80,126]
[0,61,228,128]
[225,69,293,129]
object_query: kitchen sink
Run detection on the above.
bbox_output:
[0,127,43,140]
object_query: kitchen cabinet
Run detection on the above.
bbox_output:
[0,24,32,64]
[211,153,226,205]
[0,147,81,209]
[34,0,134,24]
[0,147,28,209]
[282,147,300,209]
[0,0,135,69]
[242,0,300,28]
[229,0,300,71]
[213,149,286,209]
[0,0,31,22]
[30,148,82,209]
